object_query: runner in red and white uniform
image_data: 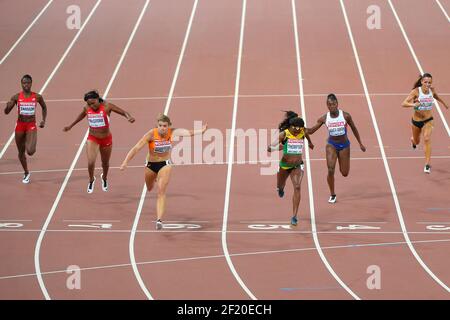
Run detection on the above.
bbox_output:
[308,94,366,203]
[4,75,47,184]
[402,73,449,174]
[63,90,135,193]
[120,114,207,230]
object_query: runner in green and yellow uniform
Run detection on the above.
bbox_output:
[268,111,314,226]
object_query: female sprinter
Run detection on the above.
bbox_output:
[402,73,449,173]
[308,94,366,203]
[63,90,135,193]
[120,114,207,230]
[267,111,314,226]
[4,74,47,183]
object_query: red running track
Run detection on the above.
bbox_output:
[0,0,449,299]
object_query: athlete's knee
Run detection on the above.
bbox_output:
[157,188,167,197]
[423,136,431,144]
[26,148,36,156]
[18,151,26,159]
[293,184,301,192]
[327,167,335,176]
[340,169,349,177]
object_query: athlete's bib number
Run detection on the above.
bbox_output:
[287,139,303,154]
[329,127,346,136]
[417,97,433,111]
[19,104,35,116]
[154,140,171,154]
[88,113,106,128]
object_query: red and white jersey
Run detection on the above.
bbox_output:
[325,110,347,137]
[17,91,37,116]
[87,104,110,129]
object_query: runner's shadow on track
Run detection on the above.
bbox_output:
[340,190,401,202]
[428,168,449,181]
[68,175,90,182]
[147,193,201,200]
[0,159,18,166]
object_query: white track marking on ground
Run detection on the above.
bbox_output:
[152,220,210,223]
[4,237,450,282]
[417,222,450,224]
[435,0,450,22]
[1,155,449,176]
[63,220,121,222]
[292,0,360,300]
[0,0,92,160]
[221,0,257,300]
[0,0,54,65]
[3,92,450,104]
[129,0,198,301]
[341,0,449,292]
[388,0,450,137]
[327,222,388,224]
[129,185,153,299]
[34,0,150,300]
[5,229,450,235]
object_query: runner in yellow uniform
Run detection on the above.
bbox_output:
[268,111,314,226]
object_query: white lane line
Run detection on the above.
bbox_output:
[129,0,199,301]
[34,0,150,301]
[1,92,450,104]
[163,1,198,115]
[63,220,121,222]
[388,0,450,137]
[0,0,54,65]
[435,0,450,22]
[4,237,450,282]
[327,222,388,224]
[2,155,450,176]
[341,0,449,293]
[158,220,210,223]
[4,229,450,235]
[130,185,153,300]
[221,0,256,300]
[292,0,359,300]
[417,222,450,224]
[0,1,98,160]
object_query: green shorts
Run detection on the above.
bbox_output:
[279,161,303,171]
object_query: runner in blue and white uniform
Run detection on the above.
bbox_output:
[308,94,366,203]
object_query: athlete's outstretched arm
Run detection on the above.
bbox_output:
[107,102,135,123]
[345,113,366,152]
[267,132,285,152]
[4,94,18,115]
[304,131,314,150]
[307,115,326,135]
[431,88,449,110]
[120,131,153,170]
[37,94,47,128]
[63,108,87,131]
[172,123,208,137]
[401,89,420,108]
